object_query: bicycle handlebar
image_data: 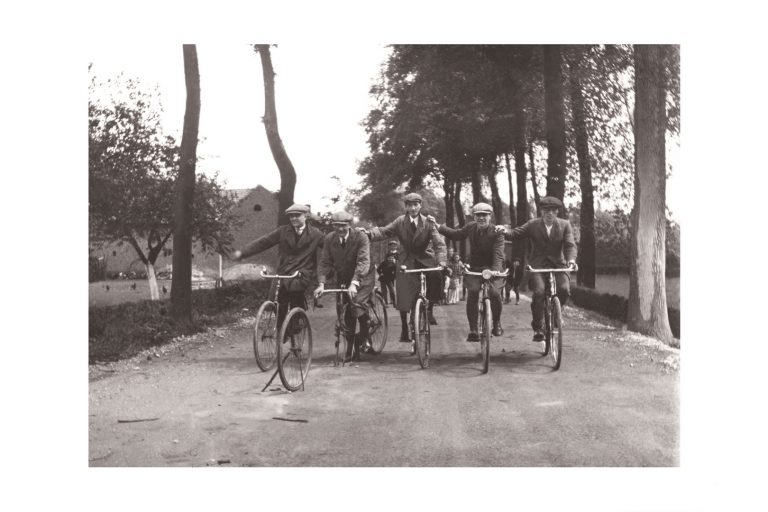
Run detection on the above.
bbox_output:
[320,288,350,294]
[400,266,444,274]
[260,267,300,279]
[526,265,577,273]
[463,268,510,278]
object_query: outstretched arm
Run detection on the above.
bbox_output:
[369,217,400,241]
[563,221,577,265]
[238,228,281,259]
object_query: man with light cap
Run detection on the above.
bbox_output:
[361,192,447,355]
[496,196,577,342]
[230,203,324,329]
[314,211,376,362]
[427,202,506,341]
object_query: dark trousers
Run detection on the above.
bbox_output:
[274,277,310,329]
[529,272,570,330]
[344,305,370,356]
[466,287,502,330]
[380,279,395,305]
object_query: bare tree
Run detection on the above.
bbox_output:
[628,45,674,343]
[254,44,297,226]
[171,44,201,322]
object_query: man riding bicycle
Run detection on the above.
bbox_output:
[497,196,577,342]
[230,203,324,329]
[314,211,376,362]
[362,192,447,355]
[427,203,506,342]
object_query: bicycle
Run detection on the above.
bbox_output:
[525,264,576,371]
[254,267,313,391]
[462,267,509,374]
[318,287,389,367]
[400,265,443,369]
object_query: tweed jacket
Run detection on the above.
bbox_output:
[438,222,505,272]
[240,224,324,281]
[503,217,577,268]
[370,214,447,269]
[317,229,375,288]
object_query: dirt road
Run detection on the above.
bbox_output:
[89,294,679,467]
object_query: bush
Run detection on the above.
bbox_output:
[89,280,270,364]
[570,285,680,341]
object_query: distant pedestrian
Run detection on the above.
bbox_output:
[377,253,397,307]
[446,253,465,305]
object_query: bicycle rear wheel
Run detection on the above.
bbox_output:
[413,298,430,368]
[277,308,313,391]
[368,291,389,354]
[480,298,491,374]
[549,297,563,370]
[253,301,278,371]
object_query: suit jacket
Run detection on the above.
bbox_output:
[317,230,375,289]
[504,217,577,268]
[370,214,447,268]
[438,222,504,271]
[240,224,324,281]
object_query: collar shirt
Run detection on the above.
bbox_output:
[295,224,305,237]
[339,231,349,247]
[544,222,553,237]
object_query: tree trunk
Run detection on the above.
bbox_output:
[255,44,297,226]
[503,153,516,227]
[513,104,529,225]
[486,157,504,225]
[470,158,485,205]
[543,44,567,216]
[569,46,596,288]
[454,181,467,261]
[628,45,673,344]
[528,141,541,213]
[146,261,160,300]
[171,44,200,323]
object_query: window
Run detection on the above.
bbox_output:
[253,204,262,212]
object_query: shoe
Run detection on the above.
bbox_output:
[466,331,480,342]
[532,330,545,342]
[363,342,374,353]
[428,311,437,325]
[492,322,503,337]
[315,303,323,308]
[504,298,511,304]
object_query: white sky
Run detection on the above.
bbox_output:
[89,43,392,212]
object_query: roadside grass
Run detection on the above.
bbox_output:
[88,280,269,364]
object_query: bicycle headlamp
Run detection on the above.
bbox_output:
[482,269,493,280]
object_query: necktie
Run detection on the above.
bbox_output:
[340,237,346,248]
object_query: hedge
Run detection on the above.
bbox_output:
[89,280,270,364]
[569,285,680,340]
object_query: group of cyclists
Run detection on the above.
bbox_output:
[231,192,577,362]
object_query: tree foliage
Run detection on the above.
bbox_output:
[89,72,239,296]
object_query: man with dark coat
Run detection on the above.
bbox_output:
[231,203,324,328]
[314,211,376,361]
[428,203,506,341]
[498,196,577,342]
[364,192,447,354]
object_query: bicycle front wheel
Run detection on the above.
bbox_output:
[368,291,389,354]
[277,308,313,391]
[480,298,491,374]
[253,301,278,371]
[549,297,563,370]
[413,298,430,368]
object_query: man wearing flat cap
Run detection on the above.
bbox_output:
[231,203,324,328]
[314,211,376,362]
[427,202,506,341]
[497,196,577,342]
[363,192,447,354]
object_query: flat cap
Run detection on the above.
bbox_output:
[539,196,563,209]
[403,192,423,203]
[285,203,310,214]
[471,202,493,214]
[330,211,354,224]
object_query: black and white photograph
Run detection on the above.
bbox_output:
[6,1,768,511]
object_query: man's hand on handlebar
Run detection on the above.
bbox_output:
[313,283,325,299]
[347,282,358,299]
[495,225,507,234]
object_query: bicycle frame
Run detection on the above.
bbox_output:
[462,267,510,301]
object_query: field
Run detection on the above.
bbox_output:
[89,279,216,307]
[593,274,680,309]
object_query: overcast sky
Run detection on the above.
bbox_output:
[89,43,392,213]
